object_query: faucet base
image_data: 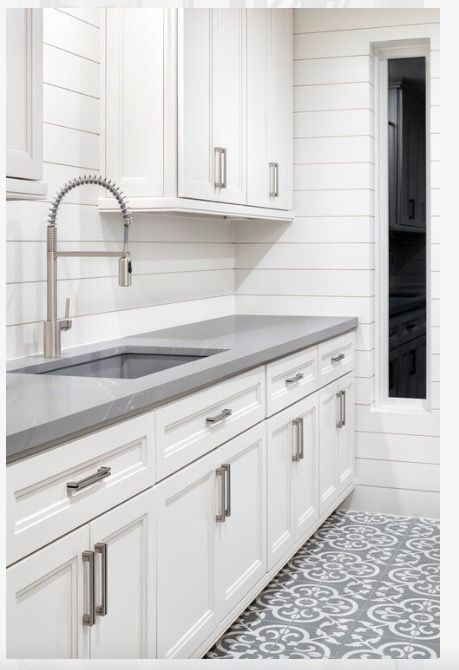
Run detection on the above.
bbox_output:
[43,321,62,358]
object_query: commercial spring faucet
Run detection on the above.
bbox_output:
[43,174,133,358]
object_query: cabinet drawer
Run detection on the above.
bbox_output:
[155,367,266,480]
[7,412,155,565]
[266,346,318,416]
[318,331,355,387]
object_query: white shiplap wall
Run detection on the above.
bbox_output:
[235,8,440,518]
[6,8,235,360]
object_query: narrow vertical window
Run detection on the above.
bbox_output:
[387,57,427,399]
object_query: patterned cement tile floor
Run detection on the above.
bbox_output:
[206,510,440,660]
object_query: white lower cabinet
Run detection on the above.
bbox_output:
[156,423,266,659]
[7,526,90,659]
[319,373,355,517]
[267,393,319,570]
[7,488,155,659]
[7,333,356,660]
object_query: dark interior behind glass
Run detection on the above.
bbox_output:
[388,57,427,399]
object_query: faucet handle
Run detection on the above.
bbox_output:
[60,297,72,332]
[64,297,70,320]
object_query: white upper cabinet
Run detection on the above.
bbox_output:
[105,9,164,198]
[247,9,292,210]
[103,8,293,220]
[6,9,46,198]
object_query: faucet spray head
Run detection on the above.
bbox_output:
[119,253,132,287]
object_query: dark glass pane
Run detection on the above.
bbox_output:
[388,57,427,399]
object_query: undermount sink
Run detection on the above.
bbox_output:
[12,346,225,380]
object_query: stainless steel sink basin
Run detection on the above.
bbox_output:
[12,346,224,380]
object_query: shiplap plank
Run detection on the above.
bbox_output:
[7,242,234,284]
[294,23,439,60]
[293,56,370,86]
[293,9,439,34]
[43,124,99,169]
[7,270,235,326]
[235,217,374,245]
[356,324,375,352]
[431,327,439,354]
[341,485,439,518]
[44,164,101,205]
[430,160,439,188]
[356,432,439,464]
[236,243,374,271]
[355,376,375,405]
[430,134,440,162]
[294,136,374,164]
[294,109,372,138]
[7,296,235,361]
[295,190,374,217]
[356,404,439,437]
[294,82,371,112]
[235,269,373,298]
[294,163,373,190]
[43,9,99,62]
[356,349,375,378]
[6,200,235,244]
[43,45,100,98]
[430,50,440,78]
[431,355,440,383]
[236,295,374,324]
[356,459,439,492]
[44,84,100,134]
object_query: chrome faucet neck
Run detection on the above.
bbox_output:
[43,174,133,358]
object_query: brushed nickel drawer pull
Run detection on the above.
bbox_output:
[285,372,304,386]
[67,466,111,492]
[292,418,301,462]
[331,353,345,363]
[341,390,346,427]
[206,408,232,426]
[95,543,108,617]
[82,550,95,627]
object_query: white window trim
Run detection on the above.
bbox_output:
[372,41,432,415]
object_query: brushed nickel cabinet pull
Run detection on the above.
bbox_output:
[216,466,226,522]
[67,466,111,492]
[224,463,231,518]
[336,391,343,429]
[95,543,108,617]
[286,372,304,386]
[292,418,301,461]
[214,147,222,188]
[221,147,227,189]
[341,390,346,427]
[82,550,95,627]
[331,353,345,363]
[206,408,232,426]
[298,417,304,460]
[274,162,279,197]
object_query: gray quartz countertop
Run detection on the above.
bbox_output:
[6,314,357,463]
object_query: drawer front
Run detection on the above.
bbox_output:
[7,412,155,565]
[266,346,318,416]
[318,331,355,387]
[155,367,266,480]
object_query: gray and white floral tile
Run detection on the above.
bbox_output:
[205,510,440,660]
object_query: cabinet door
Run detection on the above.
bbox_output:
[318,381,339,516]
[212,9,246,204]
[266,404,296,569]
[269,9,292,210]
[6,9,43,180]
[178,9,215,201]
[89,489,155,659]
[337,374,355,494]
[246,10,270,207]
[215,424,266,618]
[156,449,218,659]
[293,394,319,542]
[6,526,90,659]
[105,9,164,198]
